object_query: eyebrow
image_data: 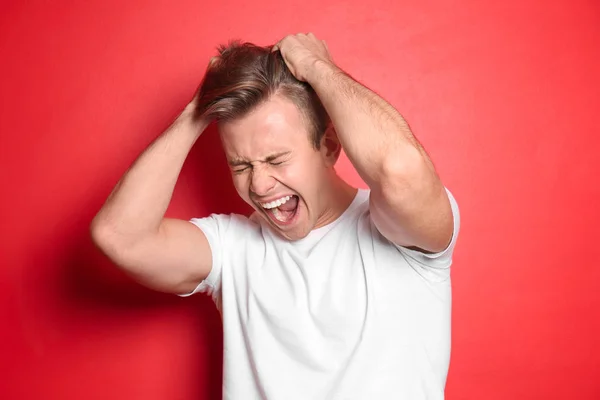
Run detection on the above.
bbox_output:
[228,151,291,167]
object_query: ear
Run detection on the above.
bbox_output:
[319,124,342,167]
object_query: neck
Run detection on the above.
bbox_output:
[313,173,358,229]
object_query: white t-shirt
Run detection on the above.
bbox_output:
[181,188,460,400]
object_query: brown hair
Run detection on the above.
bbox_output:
[194,41,330,149]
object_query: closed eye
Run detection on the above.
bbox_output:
[232,166,251,174]
[265,151,291,166]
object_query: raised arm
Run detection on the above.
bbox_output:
[274,34,453,253]
[90,96,212,294]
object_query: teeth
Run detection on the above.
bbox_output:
[261,195,291,209]
[272,208,286,222]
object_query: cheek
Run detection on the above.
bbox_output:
[277,164,302,186]
[288,155,323,179]
[277,165,317,196]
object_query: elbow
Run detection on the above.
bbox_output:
[90,214,113,250]
[89,215,129,261]
[90,216,106,247]
[376,145,430,198]
[90,218,120,266]
[89,218,143,279]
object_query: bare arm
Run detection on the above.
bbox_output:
[275,34,453,253]
[307,62,452,253]
[90,100,212,294]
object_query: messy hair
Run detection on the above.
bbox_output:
[194,41,330,149]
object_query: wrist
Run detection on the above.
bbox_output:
[305,59,342,86]
[177,105,209,136]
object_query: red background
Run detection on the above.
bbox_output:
[1,0,599,399]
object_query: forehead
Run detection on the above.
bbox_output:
[218,95,311,159]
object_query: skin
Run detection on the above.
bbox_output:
[219,95,356,241]
[90,33,453,295]
[274,33,453,252]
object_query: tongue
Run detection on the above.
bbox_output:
[278,195,298,211]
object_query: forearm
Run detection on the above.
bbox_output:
[307,61,429,190]
[92,106,207,243]
[274,33,452,250]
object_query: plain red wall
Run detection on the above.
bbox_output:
[1,0,599,398]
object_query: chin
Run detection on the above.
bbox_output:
[280,229,310,241]
[262,214,311,241]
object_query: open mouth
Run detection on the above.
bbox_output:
[260,195,300,225]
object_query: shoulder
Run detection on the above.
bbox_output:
[361,186,460,256]
[189,213,260,241]
[387,187,460,268]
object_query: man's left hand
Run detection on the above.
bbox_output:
[273,33,335,82]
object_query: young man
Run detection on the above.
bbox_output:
[91,33,460,399]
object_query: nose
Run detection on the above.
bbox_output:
[250,166,276,197]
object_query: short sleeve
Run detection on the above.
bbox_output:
[395,188,460,280]
[177,213,235,302]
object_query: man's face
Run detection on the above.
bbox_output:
[219,95,337,240]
